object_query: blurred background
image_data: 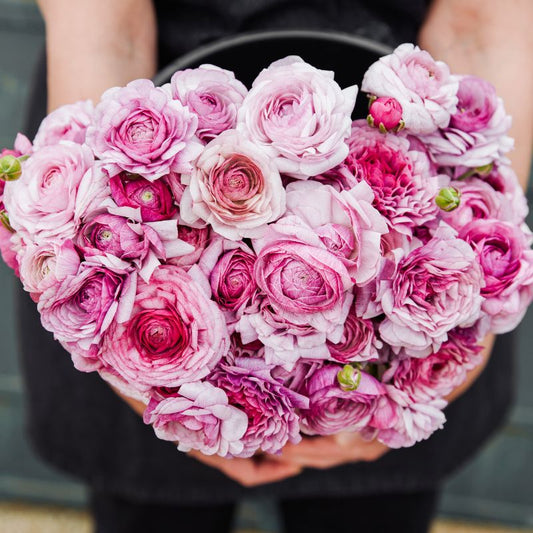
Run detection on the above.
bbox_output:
[0,1,532,531]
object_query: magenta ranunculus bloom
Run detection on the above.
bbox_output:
[33,100,94,149]
[101,265,229,391]
[340,121,441,234]
[86,79,203,180]
[143,381,248,457]
[211,357,308,457]
[3,142,94,244]
[199,237,259,325]
[361,43,458,134]
[379,225,484,356]
[180,129,285,240]
[238,56,357,179]
[109,172,177,222]
[171,64,248,143]
[298,364,386,435]
[38,257,137,372]
[460,219,533,333]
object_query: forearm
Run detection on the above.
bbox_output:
[37,0,157,111]
[419,0,533,189]
[419,0,532,403]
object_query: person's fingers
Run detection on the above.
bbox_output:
[188,451,302,487]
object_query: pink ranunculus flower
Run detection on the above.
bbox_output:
[166,224,210,270]
[361,43,458,134]
[297,364,387,436]
[86,79,202,180]
[0,224,19,274]
[33,100,94,149]
[326,303,381,363]
[284,179,388,285]
[109,172,177,222]
[180,129,285,240]
[439,177,510,229]
[78,213,166,266]
[237,298,336,370]
[3,142,94,244]
[238,56,357,179]
[373,385,447,448]
[101,265,229,390]
[199,237,259,325]
[143,381,248,457]
[253,216,354,343]
[38,257,137,372]
[18,240,80,299]
[339,121,441,234]
[379,225,484,356]
[422,76,512,170]
[459,219,533,333]
[171,64,248,143]
[368,96,403,131]
[211,357,308,457]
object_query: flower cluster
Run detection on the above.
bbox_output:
[1,44,531,456]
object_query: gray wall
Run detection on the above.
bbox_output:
[0,0,532,528]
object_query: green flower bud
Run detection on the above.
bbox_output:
[0,155,22,181]
[0,211,14,233]
[337,364,362,392]
[435,187,461,212]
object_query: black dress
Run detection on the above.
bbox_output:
[18,0,515,505]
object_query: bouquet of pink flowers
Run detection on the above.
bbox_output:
[1,43,532,457]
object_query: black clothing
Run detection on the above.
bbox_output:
[89,488,439,533]
[19,0,515,506]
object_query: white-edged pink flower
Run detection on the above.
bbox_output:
[100,265,229,391]
[379,225,484,356]
[143,381,248,457]
[171,64,247,142]
[238,56,357,178]
[33,100,94,149]
[362,43,458,134]
[86,79,202,180]
[180,129,285,240]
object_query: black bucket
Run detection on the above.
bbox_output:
[153,30,392,118]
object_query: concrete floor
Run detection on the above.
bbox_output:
[0,502,532,533]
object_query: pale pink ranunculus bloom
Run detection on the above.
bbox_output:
[238,56,357,179]
[3,142,95,244]
[33,100,94,149]
[460,219,533,334]
[284,179,387,286]
[362,43,458,134]
[100,265,229,390]
[38,257,137,372]
[180,129,285,240]
[86,79,202,180]
[171,64,248,143]
[143,381,248,457]
[378,225,484,356]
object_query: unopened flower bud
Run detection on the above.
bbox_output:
[0,211,14,233]
[0,155,22,181]
[367,96,404,132]
[337,364,362,391]
[435,187,461,211]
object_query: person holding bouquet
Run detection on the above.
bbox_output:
[14,0,533,532]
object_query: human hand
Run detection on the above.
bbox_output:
[188,451,302,487]
[270,433,389,470]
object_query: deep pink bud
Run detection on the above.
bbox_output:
[368,97,403,132]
